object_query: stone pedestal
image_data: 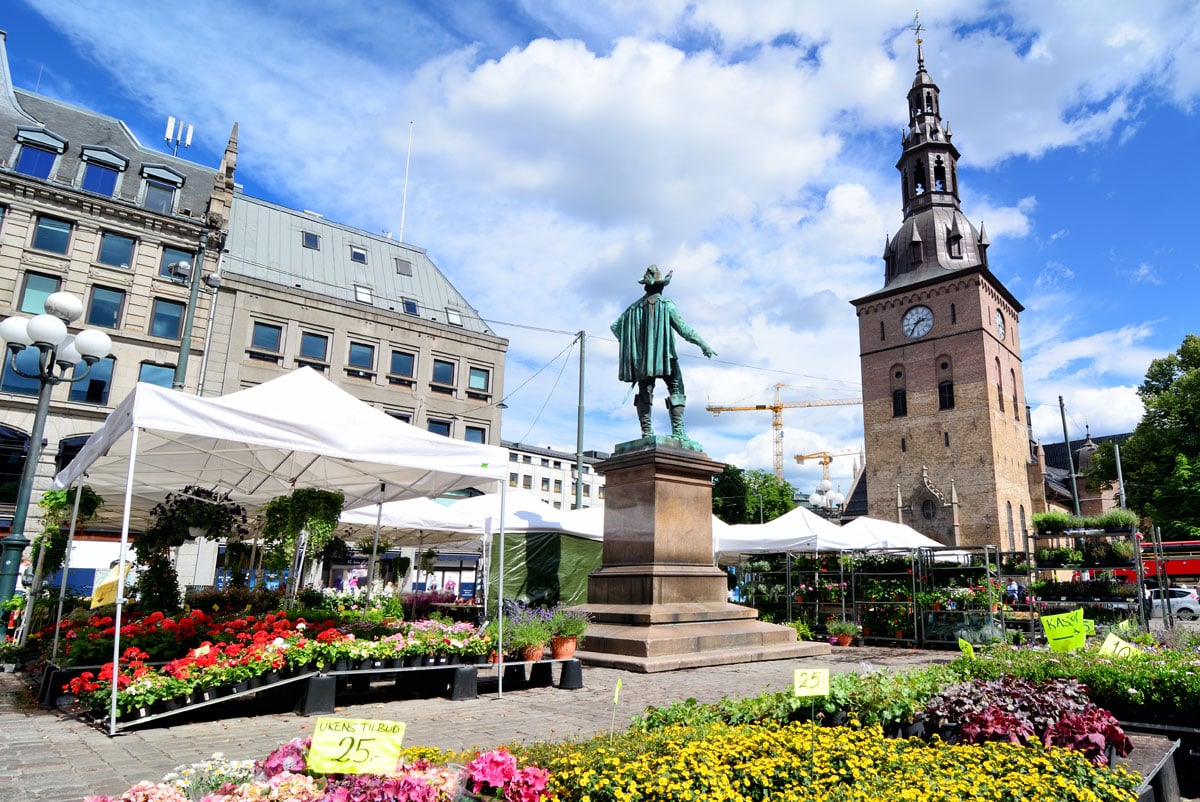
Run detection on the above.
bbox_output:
[577,443,828,672]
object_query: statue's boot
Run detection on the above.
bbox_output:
[637,398,654,437]
[669,404,686,439]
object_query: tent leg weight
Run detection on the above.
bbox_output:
[297,676,337,716]
[528,662,554,687]
[449,665,477,700]
[558,659,583,689]
[503,665,527,687]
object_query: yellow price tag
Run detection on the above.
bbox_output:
[614,678,622,705]
[1099,632,1134,658]
[794,668,830,697]
[957,637,975,659]
[1083,619,1096,636]
[1041,608,1086,652]
[308,717,406,775]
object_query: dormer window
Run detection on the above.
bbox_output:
[947,232,962,258]
[910,240,923,264]
[80,147,128,197]
[140,164,186,214]
[13,127,66,180]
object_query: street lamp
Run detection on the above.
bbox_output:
[0,292,113,604]
[808,479,845,519]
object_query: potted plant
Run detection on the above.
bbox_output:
[826,618,858,646]
[549,605,590,658]
[501,603,552,662]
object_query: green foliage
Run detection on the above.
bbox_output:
[711,465,795,523]
[1090,334,1200,538]
[131,548,182,614]
[788,619,814,640]
[144,485,249,550]
[1032,509,1072,536]
[31,486,104,576]
[260,488,345,567]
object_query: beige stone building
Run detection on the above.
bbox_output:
[850,46,1039,549]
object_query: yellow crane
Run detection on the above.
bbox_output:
[706,383,862,480]
[794,448,863,483]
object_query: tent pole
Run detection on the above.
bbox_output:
[366,483,385,600]
[497,484,508,698]
[46,484,84,660]
[108,427,140,736]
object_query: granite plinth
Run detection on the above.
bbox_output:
[581,443,830,672]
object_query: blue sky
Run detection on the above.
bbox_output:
[4,1,1198,495]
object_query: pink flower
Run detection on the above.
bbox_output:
[505,766,550,802]
[467,748,518,793]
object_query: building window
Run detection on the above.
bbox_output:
[97,232,136,268]
[880,321,885,341]
[948,233,963,258]
[387,410,412,424]
[446,308,463,327]
[82,163,119,196]
[1006,501,1016,551]
[891,365,907,417]
[19,272,61,313]
[160,247,195,280]
[1011,369,1019,421]
[465,426,486,444]
[944,431,950,447]
[553,461,561,469]
[149,298,186,339]
[432,358,455,387]
[1,346,42,395]
[354,285,373,304]
[56,434,90,474]
[554,479,562,493]
[921,499,937,520]
[995,357,1004,412]
[540,458,549,467]
[347,342,375,375]
[938,380,954,410]
[541,477,550,491]
[69,356,115,404]
[522,475,532,489]
[900,437,906,453]
[138,362,175,388]
[350,245,367,264]
[250,322,283,360]
[389,350,415,382]
[468,367,490,395]
[87,286,125,329]
[299,332,329,363]
[509,452,519,462]
[395,257,413,276]
[522,455,532,464]
[402,299,418,315]
[509,472,518,488]
[144,180,176,214]
[950,303,957,324]
[427,419,452,437]
[302,231,320,250]
[33,216,72,254]
[14,144,57,179]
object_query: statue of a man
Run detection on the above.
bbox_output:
[611,266,716,441]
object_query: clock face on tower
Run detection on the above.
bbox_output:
[901,305,934,338]
[995,310,1006,340]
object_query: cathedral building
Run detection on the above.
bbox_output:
[851,43,1040,550]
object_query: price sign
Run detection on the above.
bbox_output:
[957,638,975,659]
[308,717,406,775]
[1083,618,1096,636]
[1099,632,1134,658]
[1041,608,1086,652]
[794,668,830,697]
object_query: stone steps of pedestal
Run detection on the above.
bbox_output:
[576,640,828,673]
[581,619,808,659]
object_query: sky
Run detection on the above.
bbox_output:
[4,1,1198,497]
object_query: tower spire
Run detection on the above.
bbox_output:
[911,10,925,67]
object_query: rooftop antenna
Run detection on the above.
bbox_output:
[164,116,194,156]
[399,121,413,242]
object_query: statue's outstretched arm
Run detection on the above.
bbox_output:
[669,307,716,358]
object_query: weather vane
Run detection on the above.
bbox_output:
[911,10,924,45]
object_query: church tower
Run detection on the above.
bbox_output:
[850,38,1035,549]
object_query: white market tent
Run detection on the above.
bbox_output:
[49,367,509,731]
[840,516,945,549]
[715,505,859,559]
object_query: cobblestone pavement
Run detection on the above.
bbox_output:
[0,647,951,802]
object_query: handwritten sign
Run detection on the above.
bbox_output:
[614,678,622,705]
[1041,608,1086,652]
[308,717,406,775]
[1083,618,1096,636]
[957,638,975,659]
[1099,632,1135,658]
[794,668,830,697]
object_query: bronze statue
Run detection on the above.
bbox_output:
[611,266,715,445]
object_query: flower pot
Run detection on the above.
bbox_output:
[828,636,839,645]
[520,644,545,662]
[161,698,184,713]
[835,634,854,647]
[247,676,263,689]
[231,681,250,694]
[334,659,350,672]
[122,706,151,721]
[475,654,491,665]
[487,651,502,664]
[388,658,403,668]
[262,672,281,685]
[403,655,420,667]
[551,635,578,659]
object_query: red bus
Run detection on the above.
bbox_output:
[1111,540,1200,584]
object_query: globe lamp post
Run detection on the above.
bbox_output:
[0,292,113,605]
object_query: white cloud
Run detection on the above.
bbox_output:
[1130,262,1162,285]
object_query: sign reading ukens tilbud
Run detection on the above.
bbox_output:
[1041,608,1086,652]
[308,717,406,775]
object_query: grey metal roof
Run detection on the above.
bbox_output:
[0,45,219,218]
[224,191,494,335]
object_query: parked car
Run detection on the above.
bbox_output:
[1147,587,1200,620]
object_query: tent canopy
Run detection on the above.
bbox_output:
[53,368,507,514]
[839,516,945,549]
[716,505,858,556]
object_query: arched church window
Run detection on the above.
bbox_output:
[921,499,937,520]
[950,303,957,324]
[995,357,1005,412]
[934,157,946,191]
[892,366,907,417]
[914,162,927,194]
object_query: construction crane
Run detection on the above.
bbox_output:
[794,448,863,483]
[706,383,862,480]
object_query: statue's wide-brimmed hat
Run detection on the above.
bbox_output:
[638,265,672,286]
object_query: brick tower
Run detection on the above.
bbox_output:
[850,40,1035,549]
